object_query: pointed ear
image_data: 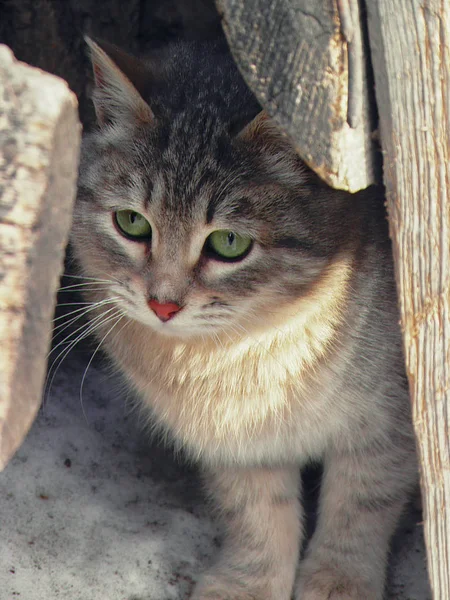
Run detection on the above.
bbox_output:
[236,110,310,181]
[236,110,288,144]
[85,36,154,127]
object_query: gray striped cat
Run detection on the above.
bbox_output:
[72,37,418,600]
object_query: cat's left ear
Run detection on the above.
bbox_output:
[85,36,154,127]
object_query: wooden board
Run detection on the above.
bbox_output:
[217,0,376,191]
[0,45,81,471]
[367,2,450,598]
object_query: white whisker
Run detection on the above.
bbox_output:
[53,305,95,323]
[44,309,123,404]
[48,305,119,359]
[58,287,114,294]
[52,297,121,336]
[61,274,114,283]
[56,302,98,307]
[58,281,114,291]
[79,313,128,424]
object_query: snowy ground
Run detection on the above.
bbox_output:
[1,337,432,600]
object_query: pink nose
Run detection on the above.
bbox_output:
[148,299,182,322]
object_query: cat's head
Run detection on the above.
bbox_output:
[72,37,358,341]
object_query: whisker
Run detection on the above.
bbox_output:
[44,309,123,404]
[79,314,128,423]
[52,298,121,336]
[52,304,98,323]
[58,286,114,294]
[56,302,99,307]
[48,306,119,359]
[61,274,113,283]
[58,281,114,291]
[51,298,124,323]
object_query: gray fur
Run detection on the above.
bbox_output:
[71,38,418,600]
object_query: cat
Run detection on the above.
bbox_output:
[71,36,418,600]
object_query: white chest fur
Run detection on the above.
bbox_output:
[103,260,353,466]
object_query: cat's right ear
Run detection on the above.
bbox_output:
[236,111,287,144]
[85,36,154,127]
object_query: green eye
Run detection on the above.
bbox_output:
[115,210,152,239]
[206,230,252,260]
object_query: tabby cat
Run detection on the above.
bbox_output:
[71,36,418,600]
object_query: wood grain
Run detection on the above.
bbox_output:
[367,2,450,597]
[216,0,376,191]
[0,46,81,471]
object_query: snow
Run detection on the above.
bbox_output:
[1,346,431,599]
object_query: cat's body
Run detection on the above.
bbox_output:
[72,37,417,600]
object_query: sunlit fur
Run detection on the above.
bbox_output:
[72,37,418,600]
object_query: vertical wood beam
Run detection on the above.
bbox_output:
[367,3,450,597]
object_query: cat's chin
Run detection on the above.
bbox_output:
[145,320,215,341]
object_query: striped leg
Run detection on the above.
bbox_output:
[296,439,417,600]
[192,466,302,600]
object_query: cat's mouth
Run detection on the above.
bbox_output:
[121,302,202,338]
[114,291,240,340]
[143,310,235,341]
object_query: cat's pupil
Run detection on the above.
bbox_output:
[227,232,235,246]
[130,212,137,224]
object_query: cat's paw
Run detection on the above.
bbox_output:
[295,560,383,600]
[190,573,271,600]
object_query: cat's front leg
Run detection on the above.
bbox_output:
[191,465,302,600]
[295,439,417,600]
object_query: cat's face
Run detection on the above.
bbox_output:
[72,39,356,340]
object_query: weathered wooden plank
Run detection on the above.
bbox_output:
[367,2,450,598]
[216,0,376,191]
[0,46,81,471]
